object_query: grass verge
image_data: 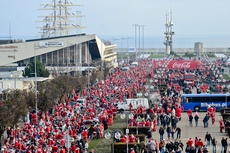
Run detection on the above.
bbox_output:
[90,115,127,153]
[88,139,99,152]
[223,74,230,80]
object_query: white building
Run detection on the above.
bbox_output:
[0,34,117,68]
[0,34,118,92]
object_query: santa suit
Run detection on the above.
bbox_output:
[153,119,157,131]
[82,129,88,142]
[219,120,225,133]
[198,140,204,148]
[176,108,182,119]
[129,135,137,143]
[187,109,192,117]
[187,138,193,147]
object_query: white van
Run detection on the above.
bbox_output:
[122,67,130,71]
[131,62,138,67]
[116,98,149,113]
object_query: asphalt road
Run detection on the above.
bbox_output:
[152,112,228,152]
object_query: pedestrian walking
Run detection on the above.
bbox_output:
[95,125,100,139]
[189,114,193,126]
[203,114,210,128]
[194,137,199,153]
[204,132,212,148]
[171,127,175,140]
[146,139,156,153]
[178,140,184,151]
[194,113,199,127]
[159,126,165,141]
[211,137,217,153]
[166,126,171,140]
[176,127,181,139]
[221,137,228,153]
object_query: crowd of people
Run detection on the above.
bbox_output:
[1,59,161,153]
[0,58,229,153]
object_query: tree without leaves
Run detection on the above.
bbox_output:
[90,70,103,85]
[23,91,36,113]
[37,81,58,112]
[0,90,27,138]
[75,75,88,93]
[103,60,114,78]
[49,76,79,101]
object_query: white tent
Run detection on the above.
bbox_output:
[214,54,227,58]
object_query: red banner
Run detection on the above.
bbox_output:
[167,60,201,70]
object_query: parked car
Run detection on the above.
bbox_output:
[70,98,86,107]
[81,119,99,129]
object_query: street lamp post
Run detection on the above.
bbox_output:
[113,38,124,64]
[34,44,38,126]
[125,37,132,63]
[34,43,49,125]
[87,41,96,88]
[121,37,124,63]
[133,24,138,61]
[141,25,145,58]
[138,25,141,59]
[87,42,90,88]
[101,39,104,79]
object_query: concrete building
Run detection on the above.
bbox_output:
[194,42,204,57]
[0,34,118,92]
[0,34,117,69]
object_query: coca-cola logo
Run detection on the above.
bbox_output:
[172,62,191,69]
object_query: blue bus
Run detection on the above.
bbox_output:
[181,93,229,112]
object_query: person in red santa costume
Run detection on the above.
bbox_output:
[187,137,193,147]
[207,106,213,117]
[187,109,192,117]
[153,117,157,131]
[129,134,137,143]
[219,119,225,133]
[176,107,182,121]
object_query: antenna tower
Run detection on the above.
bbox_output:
[37,0,86,38]
[163,9,175,55]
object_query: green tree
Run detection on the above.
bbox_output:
[23,59,50,77]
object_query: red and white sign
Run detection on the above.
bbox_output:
[167,60,201,70]
[153,60,166,68]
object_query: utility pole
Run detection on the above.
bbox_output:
[133,24,139,61]
[125,37,133,63]
[139,25,145,58]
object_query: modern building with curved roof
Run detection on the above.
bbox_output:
[0,33,117,73]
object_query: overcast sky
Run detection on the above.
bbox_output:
[1,0,230,47]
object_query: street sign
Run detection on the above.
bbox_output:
[126,128,129,134]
